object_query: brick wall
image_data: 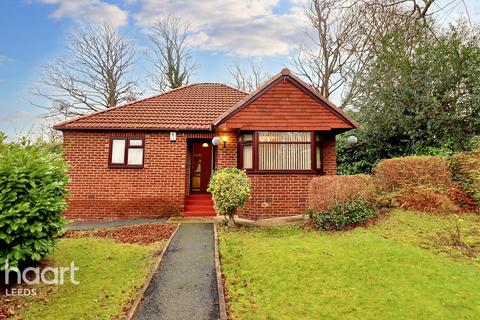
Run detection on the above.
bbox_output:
[62,130,337,221]
[217,132,337,220]
[63,131,188,221]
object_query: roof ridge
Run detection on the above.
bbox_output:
[53,83,202,129]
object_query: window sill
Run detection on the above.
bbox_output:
[108,164,144,169]
[242,169,322,174]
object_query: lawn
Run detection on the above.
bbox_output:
[7,238,162,320]
[220,210,480,320]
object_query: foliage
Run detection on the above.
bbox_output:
[208,168,251,224]
[395,186,458,213]
[450,149,480,209]
[338,25,480,174]
[373,156,452,192]
[308,174,374,212]
[220,215,480,319]
[0,138,69,270]
[11,238,161,319]
[307,198,376,231]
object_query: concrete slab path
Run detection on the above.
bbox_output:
[135,223,220,320]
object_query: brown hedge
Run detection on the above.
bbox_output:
[308,175,374,212]
[373,156,452,192]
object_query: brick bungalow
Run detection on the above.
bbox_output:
[54,68,358,221]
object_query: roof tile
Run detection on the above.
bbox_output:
[54,83,248,130]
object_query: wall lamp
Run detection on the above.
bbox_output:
[212,136,228,148]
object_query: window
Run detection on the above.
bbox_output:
[238,131,322,172]
[109,137,144,168]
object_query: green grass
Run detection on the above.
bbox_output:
[17,238,161,320]
[220,211,480,320]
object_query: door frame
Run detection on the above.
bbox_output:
[188,139,214,194]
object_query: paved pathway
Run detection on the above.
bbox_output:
[66,218,168,231]
[135,223,220,320]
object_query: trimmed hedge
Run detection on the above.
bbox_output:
[373,156,452,192]
[0,138,69,270]
[306,198,376,231]
[308,175,374,212]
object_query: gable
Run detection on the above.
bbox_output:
[216,78,355,131]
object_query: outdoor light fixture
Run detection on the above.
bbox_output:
[211,136,227,148]
[346,135,358,146]
[222,136,228,148]
[202,142,209,148]
[212,136,221,146]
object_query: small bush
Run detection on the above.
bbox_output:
[395,186,458,213]
[208,168,251,225]
[308,175,374,212]
[306,198,376,231]
[374,156,452,192]
[0,138,69,271]
[450,150,480,209]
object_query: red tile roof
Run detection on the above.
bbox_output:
[54,83,248,131]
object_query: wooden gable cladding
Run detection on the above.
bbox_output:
[217,78,354,131]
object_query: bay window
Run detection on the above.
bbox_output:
[239,131,322,172]
[109,137,144,168]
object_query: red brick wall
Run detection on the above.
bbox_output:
[216,132,238,168]
[62,129,337,221]
[63,131,188,221]
[216,132,337,220]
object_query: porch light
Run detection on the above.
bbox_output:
[202,142,209,148]
[222,136,228,147]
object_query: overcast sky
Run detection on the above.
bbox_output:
[0,0,479,140]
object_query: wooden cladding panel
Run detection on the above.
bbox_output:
[219,80,351,130]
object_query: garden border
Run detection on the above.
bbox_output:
[125,223,180,320]
[214,223,228,320]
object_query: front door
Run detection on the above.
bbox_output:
[190,142,213,193]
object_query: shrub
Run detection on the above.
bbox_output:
[308,175,374,212]
[306,198,376,231]
[0,138,69,271]
[208,168,251,225]
[450,150,480,209]
[395,186,458,213]
[374,156,452,192]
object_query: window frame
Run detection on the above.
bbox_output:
[108,137,145,169]
[238,131,322,174]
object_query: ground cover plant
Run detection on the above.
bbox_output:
[220,210,480,320]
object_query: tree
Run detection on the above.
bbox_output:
[339,25,480,174]
[148,15,197,92]
[34,22,138,118]
[227,60,270,92]
[293,0,413,105]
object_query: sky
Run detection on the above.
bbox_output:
[0,0,479,140]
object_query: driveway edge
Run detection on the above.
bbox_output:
[214,223,228,320]
[126,224,180,320]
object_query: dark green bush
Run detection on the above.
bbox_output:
[0,136,69,270]
[306,198,376,231]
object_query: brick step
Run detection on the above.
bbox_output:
[185,204,215,211]
[186,199,213,206]
[184,211,217,217]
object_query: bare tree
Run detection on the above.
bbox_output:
[293,0,424,105]
[148,15,197,92]
[34,22,138,118]
[227,60,271,92]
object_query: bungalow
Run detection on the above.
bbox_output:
[54,68,358,221]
